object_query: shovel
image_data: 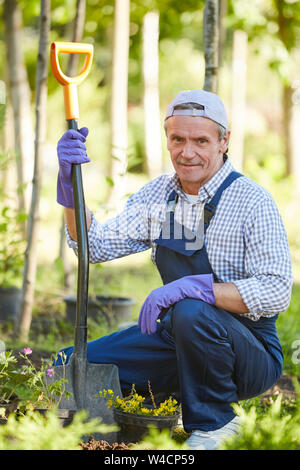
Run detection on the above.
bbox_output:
[49,42,122,441]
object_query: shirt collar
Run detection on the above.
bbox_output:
[170,155,235,204]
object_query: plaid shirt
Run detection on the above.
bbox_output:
[66,157,293,321]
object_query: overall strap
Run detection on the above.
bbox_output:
[204,171,243,232]
[166,189,179,212]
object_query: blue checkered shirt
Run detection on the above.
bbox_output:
[66,157,293,321]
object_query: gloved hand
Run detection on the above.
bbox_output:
[57,127,90,208]
[138,274,216,335]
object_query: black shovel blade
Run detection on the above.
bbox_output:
[47,354,122,443]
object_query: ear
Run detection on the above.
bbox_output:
[220,130,230,153]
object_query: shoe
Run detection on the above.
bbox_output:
[186,416,240,450]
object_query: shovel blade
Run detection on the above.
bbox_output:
[48,354,122,443]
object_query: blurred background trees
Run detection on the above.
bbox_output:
[0,0,299,338]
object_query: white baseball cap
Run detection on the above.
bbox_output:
[165,89,228,130]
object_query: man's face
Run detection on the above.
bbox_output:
[166,115,230,194]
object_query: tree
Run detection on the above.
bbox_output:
[59,0,87,293]
[229,29,248,171]
[17,0,50,340]
[203,0,219,92]
[142,10,162,179]
[107,0,130,211]
[3,0,34,222]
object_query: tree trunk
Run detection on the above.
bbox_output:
[283,84,293,176]
[142,11,162,180]
[1,82,17,208]
[59,0,86,293]
[107,0,130,211]
[3,0,34,222]
[230,30,248,172]
[67,0,86,77]
[17,0,50,341]
[218,0,227,67]
[203,0,219,93]
[290,84,300,189]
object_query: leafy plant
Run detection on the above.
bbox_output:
[131,427,189,451]
[97,382,179,416]
[0,205,27,288]
[0,407,113,450]
[0,348,70,414]
[0,350,32,405]
[221,380,300,450]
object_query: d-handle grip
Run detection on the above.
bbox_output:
[50,42,94,120]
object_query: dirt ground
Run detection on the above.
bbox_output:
[80,437,133,450]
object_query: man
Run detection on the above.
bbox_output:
[55,90,293,450]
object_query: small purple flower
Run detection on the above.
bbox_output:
[46,368,54,378]
[23,347,32,356]
[20,371,26,375]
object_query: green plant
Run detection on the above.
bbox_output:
[131,427,189,451]
[221,380,300,450]
[0,205,27,288]
[0,348,70,415]
[0,350,32,405]
[0,407,113,450]
[17,348,70,411]
[97,382,179,417]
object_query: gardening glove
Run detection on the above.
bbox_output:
[56,127,90,208]
[138,273,216,335]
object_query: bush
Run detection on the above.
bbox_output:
[221,381,300,450]
[0,408,113,450]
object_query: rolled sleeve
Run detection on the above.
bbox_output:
[232,198,293,319]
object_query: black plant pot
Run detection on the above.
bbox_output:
[64,295,135,327]
[113,408,180,444]
[0,286,21,322]
[35,408,76,427]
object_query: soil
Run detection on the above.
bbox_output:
[80,437,133,450]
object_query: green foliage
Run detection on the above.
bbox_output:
[131,426,189,450]
[0,350,32,404]
[0,347,70,414]
[0,206,26,288]
[221,383,300,450]
[0,407,110,450]
[18,349,70,411]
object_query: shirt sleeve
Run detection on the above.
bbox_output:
[65,188,151,263]
[232,197,293,319]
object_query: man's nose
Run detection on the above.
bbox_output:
[182,141,196,159]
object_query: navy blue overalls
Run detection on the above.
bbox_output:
[57,171,283,432]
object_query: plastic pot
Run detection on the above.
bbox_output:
[0,286,21,322]
[35,408,76,427]
[113,408,180,444]
[64,295,135,327]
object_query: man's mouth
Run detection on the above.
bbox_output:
[179,162,204,167]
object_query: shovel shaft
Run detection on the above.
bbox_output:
[69,118,89,409]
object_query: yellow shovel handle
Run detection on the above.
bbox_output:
[50,42,94,120]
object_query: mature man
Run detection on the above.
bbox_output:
[55,90,293,450]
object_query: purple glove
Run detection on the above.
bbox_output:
[57,127,90,208]
[138,274,216,335]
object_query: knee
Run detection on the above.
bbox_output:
[171,299,228,340]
